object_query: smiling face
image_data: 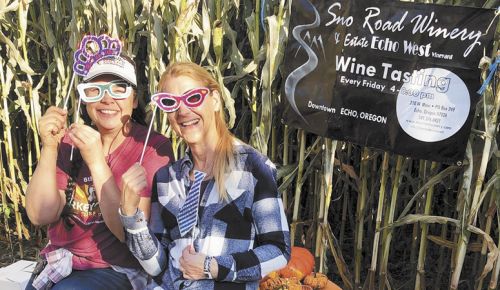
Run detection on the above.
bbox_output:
[162,75,221,147]
[83,74,137,134]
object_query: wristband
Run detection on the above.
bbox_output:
[203,255,213,279]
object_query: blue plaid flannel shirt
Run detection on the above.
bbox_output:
[120,142,291,290]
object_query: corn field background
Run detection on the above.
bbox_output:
[1,0,500,289]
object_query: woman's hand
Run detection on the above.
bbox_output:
[68,123,105,167]
[38,106,67,148]
[121,163,147,216]
[179,245,206,280]
[180,245,219,280]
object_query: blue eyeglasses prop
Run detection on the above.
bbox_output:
[76,81,132,103]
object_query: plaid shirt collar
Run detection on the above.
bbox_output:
[179,150,194,181]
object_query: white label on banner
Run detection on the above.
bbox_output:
[396,67,469,142]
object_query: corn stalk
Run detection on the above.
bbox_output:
[379,155,404,290]
[291,129,306,246]
[367,152,389,289]
[355,148,370,287]
[315,139,336,272]
[451,52,500,290]
[414,161,438,290]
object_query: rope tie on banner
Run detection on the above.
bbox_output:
[476,7,500,95]
[482,7,500,36]
[477,56,500,95]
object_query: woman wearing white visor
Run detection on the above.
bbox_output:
[26,54,174,290]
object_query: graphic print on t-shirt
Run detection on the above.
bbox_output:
[69,180,103,225]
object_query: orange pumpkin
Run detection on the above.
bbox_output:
[260,271,280,288]
[259,276,283,290]
[260,277,302,290]
[322,280,342,290]
[303,272,328,289]
[278,246,315,280]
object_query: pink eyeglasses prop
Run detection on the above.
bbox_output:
[151,87,210,113]
[138,87,210,165]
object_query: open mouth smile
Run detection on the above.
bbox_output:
[180,119,200,127]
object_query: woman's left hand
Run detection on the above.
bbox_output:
[121,163,147,216]
[68,123,105,167]
[179,245,206,280]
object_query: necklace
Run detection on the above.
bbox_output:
[105,130,133,171]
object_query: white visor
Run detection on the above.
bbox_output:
[83,55,137,86]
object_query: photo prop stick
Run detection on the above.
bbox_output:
[139,104,158,165]
[67,34,122,160]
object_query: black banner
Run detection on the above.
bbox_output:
[282,0,497,163]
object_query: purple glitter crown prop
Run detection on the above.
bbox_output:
[73,34,122,76]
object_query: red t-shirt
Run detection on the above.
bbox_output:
[41,123,174,270]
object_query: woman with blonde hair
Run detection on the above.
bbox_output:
[120,62,291,289]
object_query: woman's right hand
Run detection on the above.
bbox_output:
[38,106,67,147]
[121,163,147,216]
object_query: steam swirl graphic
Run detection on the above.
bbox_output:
[284,0,320,125]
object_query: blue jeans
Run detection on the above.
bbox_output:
[25,268,132,290]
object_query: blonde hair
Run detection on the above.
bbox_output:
[158,62,234,200]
